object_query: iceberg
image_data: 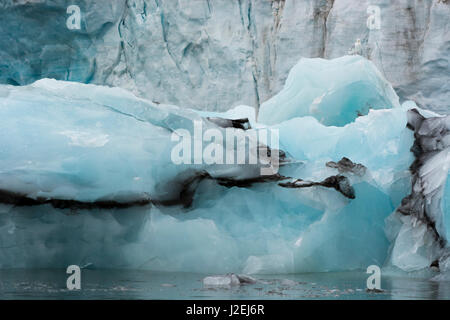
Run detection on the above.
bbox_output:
[258,56,400,126]
[202,274,257,287]
[0,56,448,277]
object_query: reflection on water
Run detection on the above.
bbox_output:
[0,269,449,300]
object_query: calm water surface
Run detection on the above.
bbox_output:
[0,269,449,300]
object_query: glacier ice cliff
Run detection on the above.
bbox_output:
[0,55,448,275]
[0,0,449,114]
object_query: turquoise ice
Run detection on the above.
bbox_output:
[259,55,400,126]
[0,57,448,275]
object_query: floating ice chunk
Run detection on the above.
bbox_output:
[259,55,400,126]
[280,279,297,287]
[0,72,448,275]
[236,274,258,284]
[203,274,240,287]
[161,283,176,287]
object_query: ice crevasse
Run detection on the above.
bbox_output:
[0,55,448,276]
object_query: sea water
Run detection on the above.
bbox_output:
[0,269,449,300]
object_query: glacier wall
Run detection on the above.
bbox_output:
[0,0,449,114]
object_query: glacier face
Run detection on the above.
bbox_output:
[0,55,448,274]
[0,0,449,114]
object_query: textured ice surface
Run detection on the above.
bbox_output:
[259,55,400,126]
[0,57,448,275]
[0,1,449,114]
[385,109,450,272]
[0,79,416,272]
[0,79,197,202]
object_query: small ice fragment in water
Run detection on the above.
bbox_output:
[280,279,297,287]
[203,274,241,287]
[366,288,384,293]
[236,274,258,284]
[202,273,257,287]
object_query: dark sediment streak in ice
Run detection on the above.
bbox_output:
[0,115,290,210]
[206,117,252,130]
[398,109,450,248]
[326,157,367,176]
[0,171,288,210]
[278,175,356,199]
[0,188,152,210]
[155,171,289,208]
